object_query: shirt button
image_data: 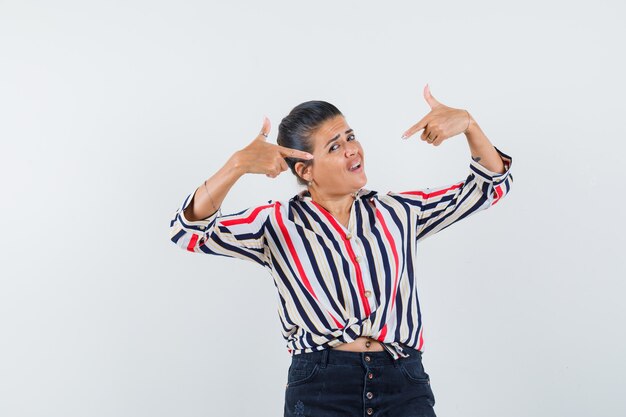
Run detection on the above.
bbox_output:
[346,233,352,239]
[355,255,362,262]
[368,372,374,379]
[199,226,205,230]
[364,355,371,362]
[364,290,372,297]
[366,391,374,399]
[366,407,374,415]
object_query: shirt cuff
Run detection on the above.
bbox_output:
[177,188,221,232]
[469,146,512,185]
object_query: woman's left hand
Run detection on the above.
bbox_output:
[401,84,472,146]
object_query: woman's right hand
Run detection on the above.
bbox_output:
[233,117,314,178]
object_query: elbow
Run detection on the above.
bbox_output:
[169,208,216,253]
[489,178,512,207]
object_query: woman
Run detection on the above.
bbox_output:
[169,84,513,417]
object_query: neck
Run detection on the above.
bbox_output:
[308,187,358,216]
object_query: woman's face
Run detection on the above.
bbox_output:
[299,115,367,196]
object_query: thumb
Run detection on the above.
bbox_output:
[423,83,442,109]
[257,116,271,140]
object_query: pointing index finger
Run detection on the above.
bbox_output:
[401,114,430,139]
[277,145,314,160]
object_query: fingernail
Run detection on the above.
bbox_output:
[401,133,408,139]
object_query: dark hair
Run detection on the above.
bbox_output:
[277,100,343,185]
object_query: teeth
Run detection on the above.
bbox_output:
[350,162,360,170]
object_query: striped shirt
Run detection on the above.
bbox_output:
[169,147,513,358]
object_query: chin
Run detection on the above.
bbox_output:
[354,174,368,190]
[360,171,368,184]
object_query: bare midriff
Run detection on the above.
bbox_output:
[331,336,385,352]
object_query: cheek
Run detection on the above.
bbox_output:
[315,158,347,181]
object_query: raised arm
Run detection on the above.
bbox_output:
[183,153,244,222]
[170,117,314,264]
[390,84,513,241]
[184,117,314,221]
[464,114,506,174]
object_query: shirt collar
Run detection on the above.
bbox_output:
[292,188,377,202]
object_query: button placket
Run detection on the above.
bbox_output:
[343,226,373,317]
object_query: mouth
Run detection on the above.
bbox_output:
[348,159,363,173]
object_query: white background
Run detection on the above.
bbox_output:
[1,1,625,416]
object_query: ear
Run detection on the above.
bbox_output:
[295,161,313,182]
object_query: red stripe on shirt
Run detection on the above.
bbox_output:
[377,323,388,342]
[492,184,503,205]
[312,201,371,317]
[417,326,424,351]
[187,234,199,251]
[399,182,464,199]
[220,204,274,226]
[275,202,344,329]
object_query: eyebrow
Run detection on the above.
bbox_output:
[325,129,354,148]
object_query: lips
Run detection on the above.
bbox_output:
[348,158,362,172]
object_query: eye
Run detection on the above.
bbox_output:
[329,134,356,153]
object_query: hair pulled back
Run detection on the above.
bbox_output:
[277,100,343,185]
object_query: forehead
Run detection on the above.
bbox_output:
[312,115,350,144]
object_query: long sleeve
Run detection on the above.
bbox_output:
[169,187,275,267]
[386,147,513,242]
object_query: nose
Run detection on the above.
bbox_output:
[345,141,358,157]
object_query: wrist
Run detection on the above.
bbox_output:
[226,151,248,178]
[463,112,480,137]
